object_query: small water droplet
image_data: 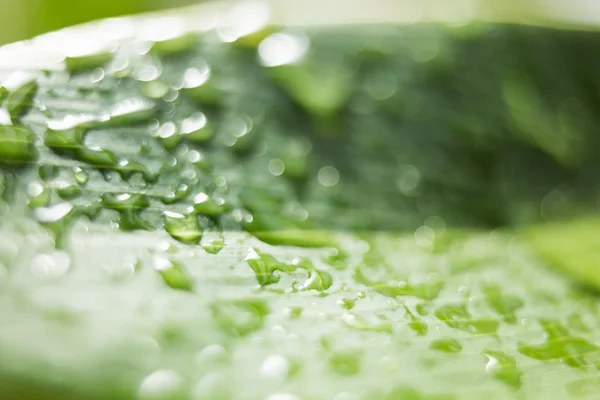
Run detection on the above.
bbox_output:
[33,202,74,223]
[193,192,228,217]
[138,369,182,400]
[152,255,193,291]
[163,211,203,244]
[182,65,210,89]
[30,251,71,278]
[72,167,88,184]
[268,158,285,176]
[260,354,290,381]
[195,344,228,366]
[317,166,340,187]
[397,165,421,195]
[483,349,522,389]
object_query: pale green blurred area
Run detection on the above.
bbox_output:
[0,0,199,45]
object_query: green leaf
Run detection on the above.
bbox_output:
[1,6,600,400]
[527,218,600,290]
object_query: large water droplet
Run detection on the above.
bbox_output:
[163,211,203,244]
[260,354,290,381]
[152,255,194,291]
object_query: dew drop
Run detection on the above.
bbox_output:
[260,354,290,381]
[163,211,203,244]
[30,251,71,278]
[268,159,285,176]
[152,255,193,291]
[138,369,182,400]
[317,166,340,187]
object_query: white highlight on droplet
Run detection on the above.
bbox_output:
[30,251,70,278]
[260,354,290,380]
[138,369,182,400]
[33,202,73,222]
[259,33,309,67]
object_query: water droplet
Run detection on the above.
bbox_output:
[338,298,355,310]
[135,64,162,82]
[201,232,225,254]
[397,165,421,195]
[182,65,210,88]
[317,166,339,187]
[101,193,151,230]
[246,248,292,286]
[152,255,193,291]
[72,167,88,184]
[55,181,82,200]
[26,181,49,208]
[294,258,333,292]
[163,211,203,244]
[179,112,213,143]
[181,65,220,105]
[217,1,269,42]
[161,183,191,205]
[193,192,228,217]
[414,225,435,248]
[89,68,105,83]
[259,33,309,67]
[483,349,522,389]
[260,354,290,381]
[108,98,156,126]
[268,159,285,176]
[141,80,170,100]
[30,251,70,278]
[195,344,228,366]
[33,202,74,223]
[138,369,182,400]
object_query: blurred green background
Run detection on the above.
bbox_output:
[0,0,198,45]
